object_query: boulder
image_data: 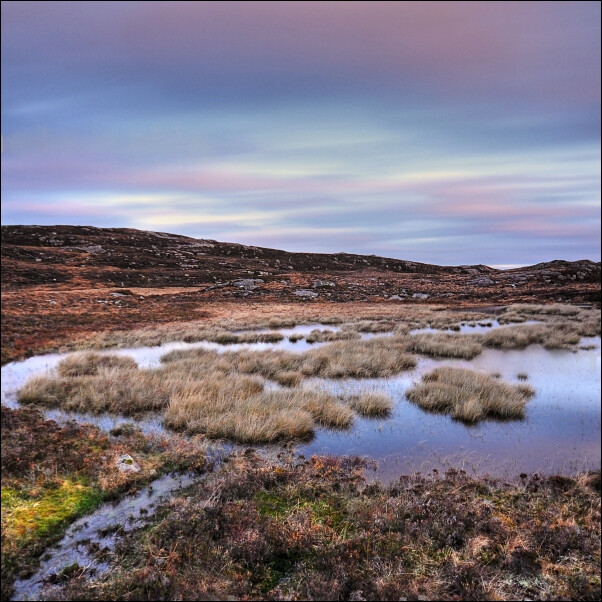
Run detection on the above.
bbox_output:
[294,289,318,298]
[116,454,141,473]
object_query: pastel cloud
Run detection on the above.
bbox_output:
[1,1,600,265]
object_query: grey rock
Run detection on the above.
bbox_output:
[233,278,256,290]
[412,293,429,299]
[312,280,336,288]
[116,454,141,473]
[470,277,495,286]
[294,289,318,298]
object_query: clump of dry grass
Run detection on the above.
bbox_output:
[407,333,483,359]
[342,320,396,333]
[509,303,581,316]
[17,365,170,415]
[482,324,581,350]
[301,338,416,379]
[267,318,298,329]
[56,352,138,377]
[272,371,303,387]
[406,367,535,423]
[305,329,360,343]
[317,316,345,325]
[345,392,393,417]
[164,388,354,442]
[288,334,304,343]
[162,337,417,381]
[19,349,374,443]
[517,372,529,381]
[209,331,284,344]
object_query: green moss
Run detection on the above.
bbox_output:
[2,479,103,546]
[254,490,352,537]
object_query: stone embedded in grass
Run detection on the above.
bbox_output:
[406,366,535,424]
[116,454,141,473]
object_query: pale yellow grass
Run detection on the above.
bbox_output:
[407,333,483,359]
[406,366,535,423]
[345,392,393,417]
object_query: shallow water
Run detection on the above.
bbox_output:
[410,318,543,335]
[11,472,197,601]
[299,339,601,480]
[2,326,600,481]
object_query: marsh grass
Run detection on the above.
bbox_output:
[163,337,417,381]
[57,353,138,377]
[21,343,410,442]
[482,324,581,350]
[344,392,393,417]
[305,329,360,343]
[17,366,170,415]
[407,333,483,359]
[342,320,397,333]
[164,388,353,442]
[406,367,535,423]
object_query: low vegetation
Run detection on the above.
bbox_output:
[406,367,535,423]
[482,323,581,350]
[406,332,484,359]
[165,386,354,442]
[46,451,601,602]
[0,406,208,600]
[305,328,360,343]
[17,342,415,442]
[344,392,393,417]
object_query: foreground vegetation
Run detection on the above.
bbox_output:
[43,451,601,601]
[0,406,208,600]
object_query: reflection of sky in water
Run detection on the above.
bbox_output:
[2,327,600,482]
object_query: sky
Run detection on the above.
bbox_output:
[1,1,600,267]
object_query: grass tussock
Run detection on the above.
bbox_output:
[406,367,535,423]
[344,392,393,417]
[342,320,397,333]
[407,333,483,359]
[305,329,360,343]
[164,388,353,442]
[482,324,581,350]
[56,352,138,377]
[18,349,375,443]
[17,366,170,415]
[162,337,417,381]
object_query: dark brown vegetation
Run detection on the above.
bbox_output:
[45,451,601,601]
